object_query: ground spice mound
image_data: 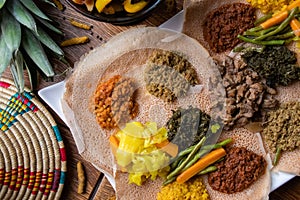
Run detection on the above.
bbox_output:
[263,101,300,153]
[208,147,267,194]
[203,3,256,53]
[144,50,199,102]
[157,176,210,200]
[93,75,138,129]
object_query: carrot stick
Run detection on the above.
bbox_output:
[287,0,300,11]
[109,135,119,156]
[176,148,226,184]
[290,18,300,36]
[260,11,289,29]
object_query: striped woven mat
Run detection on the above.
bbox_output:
[0,78,66,200]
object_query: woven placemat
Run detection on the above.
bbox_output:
[0,78,67,200]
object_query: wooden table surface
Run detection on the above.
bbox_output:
[2,0,300,199]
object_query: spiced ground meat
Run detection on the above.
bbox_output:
[203,3,256,53]
[208,147,267,194]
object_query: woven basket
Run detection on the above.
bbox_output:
[0,78,66,200]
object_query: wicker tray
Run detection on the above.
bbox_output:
[0,78,66,200]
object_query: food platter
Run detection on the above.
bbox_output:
[38,10,296,194]
[65,0,163,25]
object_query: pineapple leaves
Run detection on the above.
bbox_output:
[22,28,55,77]
[1,8,21,53]
[0,0,6,9]
[38,0,56,7]
[19,0,51,21]
[25,60,38,91]
[10,50,25,93]
[6,0,37,33]
[34,25,64,56]
[0,33,12,75]
[35,16,64,35]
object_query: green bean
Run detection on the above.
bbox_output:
[21,28,54,77]
[6,0,37,33]
[202,138,233,150]
[20,0,51,21]
[247,26,263,32]
[170,156,184,170]
[215,157,225,163]
[181,138,232,172]
[169,143,200,170]
[163,176,176,186]
[254,7,299,41]
[254,13,273,26]
[166,137,206,180]
[266,31,295,40]
[238,35,285,45]
[177,144,196,157]
[181,149,210,172]
[259,25,279,35]
[198,165,217,175]
[273,147,281,166]
[0,8,21,52]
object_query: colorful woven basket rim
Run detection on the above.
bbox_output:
[0,78,66,200]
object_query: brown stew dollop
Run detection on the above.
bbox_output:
[208,147,267,194]
[203,3,256,53]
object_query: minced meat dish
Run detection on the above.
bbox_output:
[203,3,256,53]
[208,147,267,194]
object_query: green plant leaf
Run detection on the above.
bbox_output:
[38,0,56,7]
[0,0,5,9]
[19,0,51,21]
[34,25,64,56]
[10,50,25,93]
[35,16,63,35]
[25,59,38,91]
[1,8,21,53]
[0,34,12,75]
[6,0,37,33]
[21,27,54,77]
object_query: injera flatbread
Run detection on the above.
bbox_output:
[114,128,271,200]
[62,27,221,176]
[182,0,300,176]
[182,0,258,58]
[62,27,272,199]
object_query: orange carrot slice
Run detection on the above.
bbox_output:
[176,148,226,184]
[109,134,119,156]
[290,18,300,36]
[287,0,300,11]
[261,11,289,29]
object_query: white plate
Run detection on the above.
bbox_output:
[38,10,295,192]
